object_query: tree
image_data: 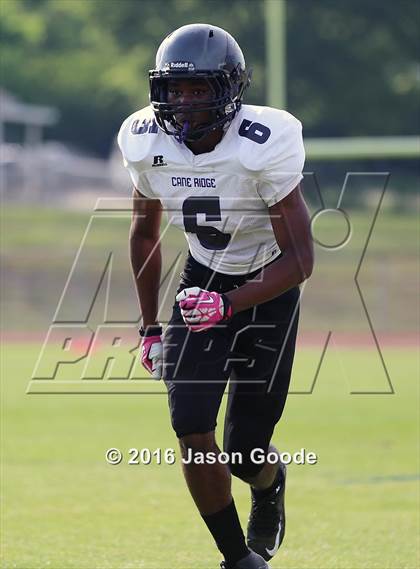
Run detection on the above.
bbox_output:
[1,0,418,155]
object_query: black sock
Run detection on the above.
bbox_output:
[202,499,249,564]
[252,465,283,499]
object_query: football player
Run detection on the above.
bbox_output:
[118,23,314,569]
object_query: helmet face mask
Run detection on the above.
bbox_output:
[149,24,251,143]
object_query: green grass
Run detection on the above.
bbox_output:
[2,344,419,569]
[2,204,419,256]
[2,205,419,332]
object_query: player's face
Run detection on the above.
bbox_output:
[167,79,213,129]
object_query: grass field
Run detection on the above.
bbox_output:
[2,205,419,333]
[1,343,419,569]
[1,203,419,568]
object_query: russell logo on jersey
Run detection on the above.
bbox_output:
[152,155,168,167]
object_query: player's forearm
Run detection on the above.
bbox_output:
[130,233,161,327]
[225,250,313,314]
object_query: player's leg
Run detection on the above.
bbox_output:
[163,298,258,567]
[222,286,300,561]
[179,431,230,512]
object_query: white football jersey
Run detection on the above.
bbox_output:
[118,104,305,275]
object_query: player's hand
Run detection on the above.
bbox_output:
[176,287,233,332]
[140,326,163,379]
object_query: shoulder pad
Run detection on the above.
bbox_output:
[236,105,303,172]
[117,106,159,163]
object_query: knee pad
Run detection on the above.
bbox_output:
[169,402,216,439]
[170,410,215,439]
[167,391,217,438]
[225,444,266,479]
[224,420,272,479]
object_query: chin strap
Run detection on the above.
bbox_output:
[174,108,236,144]
[179,120,190,143]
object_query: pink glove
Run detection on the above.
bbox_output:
[176,286,233,332]
[140,331,163,379]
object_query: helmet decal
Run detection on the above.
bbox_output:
[164,61,196,72]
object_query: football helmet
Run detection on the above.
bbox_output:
[149,23,251,142]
